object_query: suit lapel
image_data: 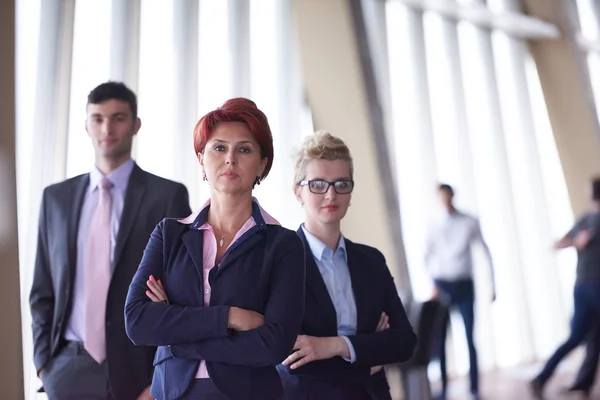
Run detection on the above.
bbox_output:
[68,175,90,284]
[345,239,370,333]
[112,164,146,272]
[297,228,337,328]
[181,229,206,284]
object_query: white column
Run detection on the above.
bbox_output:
[386,1,437,300]
[273,0,306,228]
[229,0,251,98]
[110,0,141,90]
[494,31,571,358]
[459,21,533,366]
[32,0,75,184]
[173,0,201,207]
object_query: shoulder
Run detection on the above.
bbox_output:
[155,217,191,236]
[346,239,387,267]
[459,212,480,226]
[43,173,87,199]
[265,225,303,249]
[137,168,187,192]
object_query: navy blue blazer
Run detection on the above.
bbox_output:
[125,202,305,400]
[277,228,416,400]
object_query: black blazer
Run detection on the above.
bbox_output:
[277,227,417,400]
[29,163,191,400]
[124,202,306,400]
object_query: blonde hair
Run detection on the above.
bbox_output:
[293,130,354,185]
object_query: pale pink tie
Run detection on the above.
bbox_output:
[84,178,113,364]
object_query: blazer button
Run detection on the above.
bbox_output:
[204,289,210,294]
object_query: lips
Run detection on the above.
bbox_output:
[322,205,339,211]
[221,171,238,178]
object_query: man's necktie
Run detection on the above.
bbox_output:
[84,178,113,364]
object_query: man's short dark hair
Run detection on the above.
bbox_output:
[438,183,454,196]
[87,81,138,119]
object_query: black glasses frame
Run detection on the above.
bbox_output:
[298,179,355,194]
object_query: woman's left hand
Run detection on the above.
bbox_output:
[145,275,169,304]
[282,335,345,369]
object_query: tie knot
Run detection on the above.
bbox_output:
[99,178,113,191]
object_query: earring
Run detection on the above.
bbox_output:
[253,176,261,187]
[202,171,207,181]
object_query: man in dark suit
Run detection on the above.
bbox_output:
[29,81,192,400]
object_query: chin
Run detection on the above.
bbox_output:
[214,183,251,195]
[319,213,344,225]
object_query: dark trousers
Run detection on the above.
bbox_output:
[571,322,600,391]
[180,379,229,400]
[537,283,600,384]
[42,341,113,400]
[434,279,479,395]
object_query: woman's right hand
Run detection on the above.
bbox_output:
[228,307,264,331]
[146,275,169,304]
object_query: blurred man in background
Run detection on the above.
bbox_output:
[425,184,496,400]
[531,178,600,399]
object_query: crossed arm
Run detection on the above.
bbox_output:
[125,222,305,367]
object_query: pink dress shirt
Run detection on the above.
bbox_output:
[178,198,279,379]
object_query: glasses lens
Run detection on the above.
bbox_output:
[334,180,353,194]
[309,180,328,193]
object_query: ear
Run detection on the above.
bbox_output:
[197,152,204,167]
[258,157,268,177]
[133,117,142,135]
[85,120,90,136]
[293,184,304,204]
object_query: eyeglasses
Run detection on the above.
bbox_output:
[299,179,354,194]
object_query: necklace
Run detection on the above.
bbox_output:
[213,228,236,248]
[217,233,232,247]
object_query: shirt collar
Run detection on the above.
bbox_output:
[178,197,280,228]
[89,159,134,193]
[301,225,347,262]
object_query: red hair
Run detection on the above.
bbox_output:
[193,98,274,179]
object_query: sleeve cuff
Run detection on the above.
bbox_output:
[341,336,356,363]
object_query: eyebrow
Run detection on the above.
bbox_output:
[90,112,129,118]
[211,139,255,145]
[309,177,352,181]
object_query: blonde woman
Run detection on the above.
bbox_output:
[277,131,416,400]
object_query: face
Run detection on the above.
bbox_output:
[86,99,140,162]
[199,121,267,195]
[438,189,453,210]
[295,159,353,227]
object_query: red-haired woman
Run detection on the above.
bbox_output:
[125,98,305,400]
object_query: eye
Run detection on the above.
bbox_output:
[92,117,102,124]
[337,180,350,189]
[213,144,225,152]
[309,180,326,190]
[239,146,251,153]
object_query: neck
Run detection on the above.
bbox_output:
[208,190,253,234]
[445,205,456,214]
[96,155,131,175]
[304,220,341,251]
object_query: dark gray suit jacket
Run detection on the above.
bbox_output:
[29,163,192,400]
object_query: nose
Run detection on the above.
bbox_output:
[324,184,337,199]
[225,150,237,165]
[101,120,112,136]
